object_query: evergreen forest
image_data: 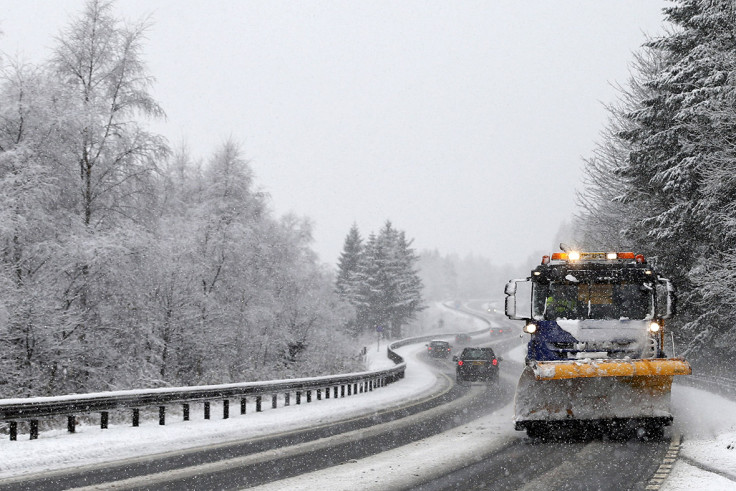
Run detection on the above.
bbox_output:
[575,0,736,372]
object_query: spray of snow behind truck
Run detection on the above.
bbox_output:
[504,249,691,439]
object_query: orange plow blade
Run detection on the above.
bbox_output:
[514,358,692,430]
[532,358,692,380]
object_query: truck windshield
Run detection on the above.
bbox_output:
[535,282,652,320]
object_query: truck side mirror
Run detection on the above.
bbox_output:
[505,278,532,320]
[655,278,676,319]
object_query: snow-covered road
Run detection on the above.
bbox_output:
[1,312,734,490]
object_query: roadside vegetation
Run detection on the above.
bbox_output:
[574,0,736,373]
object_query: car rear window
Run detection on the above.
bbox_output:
[461,348,495,359]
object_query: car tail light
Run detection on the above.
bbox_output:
[428,347,432,350]
[499,329,503,333]
[458,360,464,366]
[492,359,498,365]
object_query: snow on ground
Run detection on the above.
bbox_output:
[1,303,735,489]
[0,339,438,480]
[663,385,736,490]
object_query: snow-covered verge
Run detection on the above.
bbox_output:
[663,384,736,490]
[0,340,437,480]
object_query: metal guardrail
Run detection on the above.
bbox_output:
[0,305,493,442]
[677,373,736,401]
[1,340,412,441]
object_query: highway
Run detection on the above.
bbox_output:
[0,303,675,490]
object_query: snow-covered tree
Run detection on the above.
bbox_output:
[336,223,363,298]
[0,0,364,397]
[335,223,363,336]
[52,0,168,229]
[340,221,424,338]
[577,0,736,365]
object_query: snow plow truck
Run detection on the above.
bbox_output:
[504,249,691,439]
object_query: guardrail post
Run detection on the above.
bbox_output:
[183,403,190,421]
[325,387,330,399]
[347,384,352,396]
[101,412,109,429]
[285,393,290,406]
[354,383,358,394]
[159,406,166,425]
[317,388,322,400]
[204,402,210,419]
[341,385,345,397]
[306,390,312,403]
[272,394,278,409]
[296,391,301,405]
[334,386,339,398]
[30,420,39,440]
[223,400,229,419]
[67,415,76,433]
[369,379,373,391]
[240,398,247,415]
[132,408,140,427]
[256,396,262,412]
[9,421,17,441]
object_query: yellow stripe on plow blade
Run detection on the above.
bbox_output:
[532,358,692,380]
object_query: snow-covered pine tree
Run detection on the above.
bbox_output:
[676,1,736,361]
[336,224,363,298]
[575,49,664,251]
[346,221,424,338]
[335,223,364,336]
[389,230,425,338]
[579,0,736,363]
[616,0,736,358]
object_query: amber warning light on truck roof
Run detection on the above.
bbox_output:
[546,251,646,263]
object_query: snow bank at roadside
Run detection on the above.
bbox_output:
[0,342,438,480]
[662,385,736,490]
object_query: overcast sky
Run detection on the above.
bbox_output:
[0,1,669,268]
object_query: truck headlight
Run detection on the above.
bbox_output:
[649,322,660,332]
[524,322,537,334]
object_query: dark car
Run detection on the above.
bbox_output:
[426,340,452,358]
[455,333,472,344]
[454,347,501,384]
